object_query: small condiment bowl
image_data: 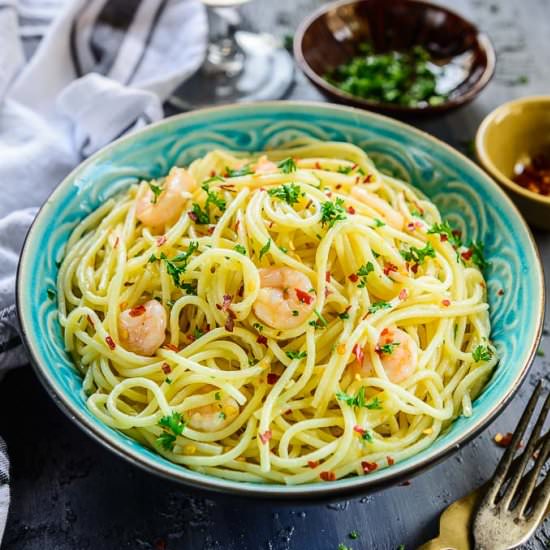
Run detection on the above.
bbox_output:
[476,96,550,230]
[293,0,496,116]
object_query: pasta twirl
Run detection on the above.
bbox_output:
[58,141,496,484]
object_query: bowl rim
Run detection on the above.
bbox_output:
[475,95,550,205]
[293,0,496,114]
[16,100,544,499]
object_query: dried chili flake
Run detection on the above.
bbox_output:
[461,249,473,261]
[440,233,448,242]
[363,174,374,183]
[256,335,268,346]
[315,161,321,169]
[324,287,331,298]
[348,273,359,283]
[259,430,272,444]
[361,461,378,473]
[267,373,280,384]
[161,363,172,374]
[387,456,395,466]
[129,304,146,317]
[188,211,199,223]
[307,460,319,469]
[407,222,416,231]
[295,288,314,304]
[225,316,235,332]
[164,343,179,352]
[210,170,216,177]
[207,226,215,235]
[411,263,419,274]
[442,299,451,307]
[105,336,116,350]
[156,235,167,246]
[347,205,356,214]
[352,343,364,366]
[221,294,233,312]
[320,471,336,481]
[353,425,366,436]
[398,288,408,301]
[383,263,398,276]
[325,271,331,282]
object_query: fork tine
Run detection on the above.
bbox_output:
[500,389,550,510]
[484,381,544,505]
[517,430,550,517]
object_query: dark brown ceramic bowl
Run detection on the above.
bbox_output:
[294,0,496,116]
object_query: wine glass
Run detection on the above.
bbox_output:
[169,0,294,110]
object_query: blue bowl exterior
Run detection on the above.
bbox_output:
[17,102,544,498]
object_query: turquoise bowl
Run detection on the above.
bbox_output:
[17,102,544,499]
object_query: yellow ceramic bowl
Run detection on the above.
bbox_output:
[476,96,550,229]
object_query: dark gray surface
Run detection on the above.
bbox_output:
[2,0,550,548]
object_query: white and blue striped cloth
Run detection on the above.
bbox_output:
[0,0,207,541]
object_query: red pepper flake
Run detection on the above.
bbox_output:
[461,249,473,261]
[225,315,235,332]
[440,233,448,242]
[363,174,374,183]
[295,288,314,304]
[347,205,356,214]
[257,335,268,346]
[398,289,408,301]
[315,161,321,170]
[207,226,215,235]
[210,170,216,177]
[161,363,172,374]
[352,343,364,366]
[114,236,119,248]
[305,199,313,209]
[234,219,240,232]
[497,289,504,296]
[407,222,416,231]
[267,373,280,384]
[442,299,451,307]
[380,328,390,337]
[187,334,195,342]
[164,343,179,352]
[221,294,233,312]
[387,456,395,466]
[320,471,336,481]
[353,425,365,436]
[259,430,272,444]
[361,461,378,473]
[326,191,333,198]
[411,263,419,274]
[348,273,359,283]
[307,460,319,469]
[129,304,146,317]
[188,211,198,223]
[494,432,514,447]
[156,235,167,246]
[336,184,342,190]
[383,263,398,276]
[105,336,116,350]
[284,409,292,415]
[324,287,331,298]
[325,271,331,283]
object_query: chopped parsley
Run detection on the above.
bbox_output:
[190,182,226,224]
[148,181,163,204]
[267,183,304,205]
[366,396,383,410]
[357,261,374,288]
[336,386,368,408]
[219,412,226,420]
[338,312,350,320]
[278,245,288,254]
[312,309,328,327]
[277,157,297,174]
[337,165,354,175]
[215,392,221,400]
[373,218,385,228]
[202,182,226,211]
[378,342,400,354]
[193,327,204,340]
[259,239,271,259]
[368,301,392,314]
[180,282,197,295]
[202,175,224,185]
[234,244,247,255]
[468,240,489,271]
[190,202,210,224]
[286,350,307,360]
[156,411,185,451]
[226,164,253,177]
[253,322,264,332]
[148,253,158,263]
[472,344,493,362]
[160,242,199,288]
[428,221,462,247]
[360,430,373,443]
[320,198,347,228]
[400,243,436,264]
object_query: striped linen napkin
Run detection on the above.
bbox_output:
[0,0,207,541]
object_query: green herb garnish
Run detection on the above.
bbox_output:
[148,181,163,204]
[156,411,185,451]
[321,198,347,228]
[357,262,374,288]
[472,344,493,362]
[259,239,271,259]
[277,157,297,174]
[368,301,392,314]
[373,218,385,228]
[338,312,350,320]
[226,165,252,177]
[468,240,489,271]
[400,242,436,264]
[377,342,400,354]
[160,242,198,288]
[267,183,304,205]
[428,221,462,248]
[234,244,247,255]
[286,350,307,360]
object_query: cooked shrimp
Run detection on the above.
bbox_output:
[136,167,197,228]
[351,327,418,383]
[118,299,167,356]
[187,389,240,432]
[350,186,404,230]
[253,267,315,329]
[254,155,278,174]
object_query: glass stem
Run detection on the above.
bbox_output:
[203,6,244,77]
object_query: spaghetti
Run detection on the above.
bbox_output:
[58,141,496,484]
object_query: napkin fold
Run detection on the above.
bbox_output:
[0,0,207,541]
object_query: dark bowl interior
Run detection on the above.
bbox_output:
[294,0,496,116]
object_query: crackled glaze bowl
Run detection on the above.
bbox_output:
[17,102,544,499]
